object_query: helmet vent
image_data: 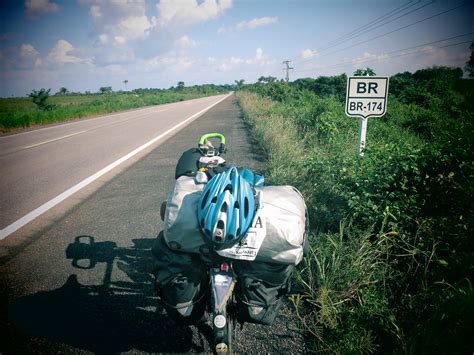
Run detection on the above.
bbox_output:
[197,166,256,248]
[244,198,249,217]
[201,190,210,209]
[221,202,228,212]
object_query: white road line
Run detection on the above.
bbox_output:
[0,105,169,140]
[23,130,88,149]
[18,108,168,151]
[0,93,231,240]
[92,108,168,131]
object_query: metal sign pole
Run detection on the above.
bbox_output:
[345,76,389,157]
[358,117,368,156]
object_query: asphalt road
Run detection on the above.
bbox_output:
[0,94,230,237]
[0,94,307,353]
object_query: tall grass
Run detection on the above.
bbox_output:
[237,77,473,353]
[0,91,224,133]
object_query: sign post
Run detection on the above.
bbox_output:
[345,76,389,156]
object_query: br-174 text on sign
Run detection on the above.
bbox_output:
[346,77,389,118]
[345,76,389,156]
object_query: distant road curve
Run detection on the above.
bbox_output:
[0,93,232,240]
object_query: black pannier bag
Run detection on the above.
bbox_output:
[151,232,207,325]
[175,148,227,180]
[175,148,203,179]
[233,260,294,326]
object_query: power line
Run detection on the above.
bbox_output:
[290,0,425,63]
[318,0,422,52]
[294,40,472,73]
[319,2,469,59]
[318,1,435,53]
[330,39,472,70]
[292,36,473,74]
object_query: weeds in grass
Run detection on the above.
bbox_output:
[236,69,473,353]
[0,90,227,133]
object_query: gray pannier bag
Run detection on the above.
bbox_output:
[233,260,294,325]
[163,176,307,265]
[254,185,307,265]
[163,176,207,254]
[151,232,207,325]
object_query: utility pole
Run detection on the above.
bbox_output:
[282,60,293,82]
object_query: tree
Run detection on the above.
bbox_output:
[234,79,245,90]
[99,86,113,94]
[464,42,474,78]
[29,88,56,111]
[123,80,128,90]
[177,81,185,91]
[354,67,376,76]
[258,76,277,84]
[56,87,68,96]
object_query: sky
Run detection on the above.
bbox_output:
[0,0,473,97]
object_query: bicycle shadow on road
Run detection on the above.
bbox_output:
[6,235,210,353]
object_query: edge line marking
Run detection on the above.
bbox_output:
[23,130,88,149]
[0,93,231,240]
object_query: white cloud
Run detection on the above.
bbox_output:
[25,0,59,19]
[208,47,275,73]
[352,51,389,67]
[98,33,108,44]
[83,0,156,45]
[236,16,278,31]
[301,49,319,59]
[107,0,147,14]
[231,56,243,64]
[47,40,91,65]
[104,64,127,75]
[118,15,157,41]
[421,46,448,60]
[114,36,127,45]
[100,47,136,64]
[218,16,278,33]
[0,43,41,70]
[34,58,43,68]
[175,35,199,49]
[89,5,101,19]
[157,0,232,28]
[140,54,196,74]
[20,44,39,59]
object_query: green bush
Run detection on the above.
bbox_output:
[28,88,56,111]
[0,86,228,132]
[236,66,473,352]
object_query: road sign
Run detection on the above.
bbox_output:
[345,76,389,156]
[346,77,389,118]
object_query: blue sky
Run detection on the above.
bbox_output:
[1,0,472,97]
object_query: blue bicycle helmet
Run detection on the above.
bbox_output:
[197,166,256,250]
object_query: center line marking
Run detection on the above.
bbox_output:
[0,93,232,240]
[23,130,88,149]
[21,108,169,150]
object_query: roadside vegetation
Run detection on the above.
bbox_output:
[0,83,231,133]
[237,66,473,353]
